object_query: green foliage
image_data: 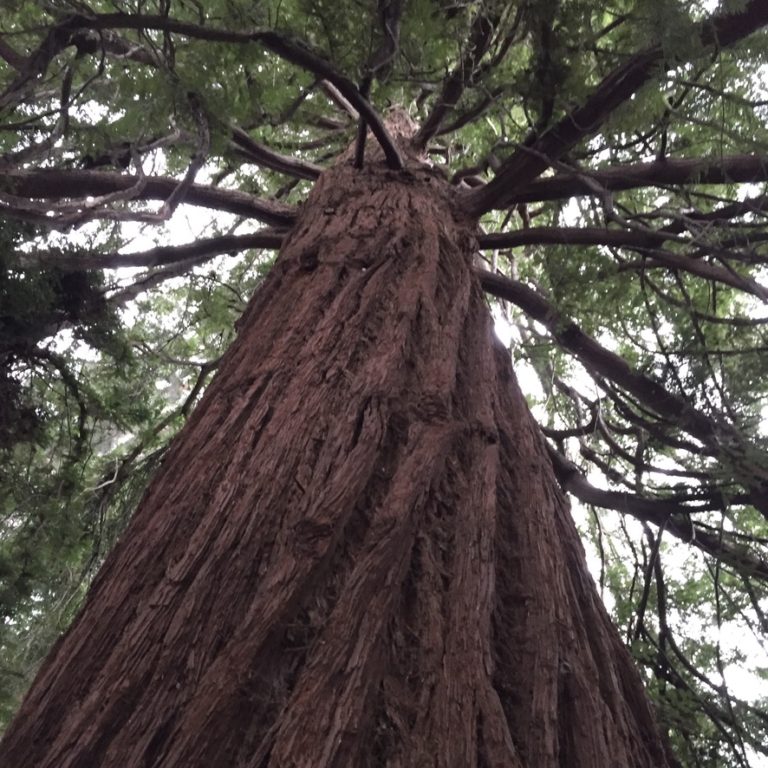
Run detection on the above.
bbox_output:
[1,0,768,763]
[0,244,269,723]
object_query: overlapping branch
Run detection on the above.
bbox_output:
[491,154,768,205]
[1,12,403,171]
[466,0,768,214]
[476,268,768,515]
[0,167,297,227]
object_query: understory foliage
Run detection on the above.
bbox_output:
[1,0,768,764]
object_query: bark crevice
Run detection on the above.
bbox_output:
[1,159,675,768]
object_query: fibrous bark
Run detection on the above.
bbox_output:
[0,156,675,767]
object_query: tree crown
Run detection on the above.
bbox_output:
[2,1,768,764]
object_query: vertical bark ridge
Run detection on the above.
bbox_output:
[0,161,675,768]
[491,340,673,768]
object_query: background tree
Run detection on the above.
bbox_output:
[1,1,768,765]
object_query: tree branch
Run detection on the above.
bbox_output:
[319,79,358,120]
[230,127,323,180]
[17,230,285,271]
[484,155,768,206]
[0,167,297,227]
[478,269,719,441]
[354,0,403,168]
[0,36,27,70]
[36,12,404,170]
[465,0,768,214]
[478,227,768,299]
[547,445,768,581]
[413,11,497,150]
[476,267,768,514]
[436,87,504,137]
[69,29,164,68]
[478,226,669,250]
[621,249,768,301]
[107,258,215,304]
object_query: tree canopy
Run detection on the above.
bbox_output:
[1,1,768,765]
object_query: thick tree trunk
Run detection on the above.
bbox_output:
[0,158,675,767]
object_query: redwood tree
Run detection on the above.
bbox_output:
[1,2,768,766]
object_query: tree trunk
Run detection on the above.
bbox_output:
[0,157,676,767]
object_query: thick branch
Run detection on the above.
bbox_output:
[492,155,768,205]
[230,127,323,180]
[477,268,768,517]
[18,230,285,271]
[547,446,768,581]
[0,167,297,227]
[465,0,768,214]
[45,13,403,170]
[478,226,669,250]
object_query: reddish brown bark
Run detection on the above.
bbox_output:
[0,156,675,767]
[478,154,768,206]
[1,167,297,226]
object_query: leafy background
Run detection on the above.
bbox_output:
[2,1,768,764]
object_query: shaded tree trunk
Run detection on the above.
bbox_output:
[0,156,676,767]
